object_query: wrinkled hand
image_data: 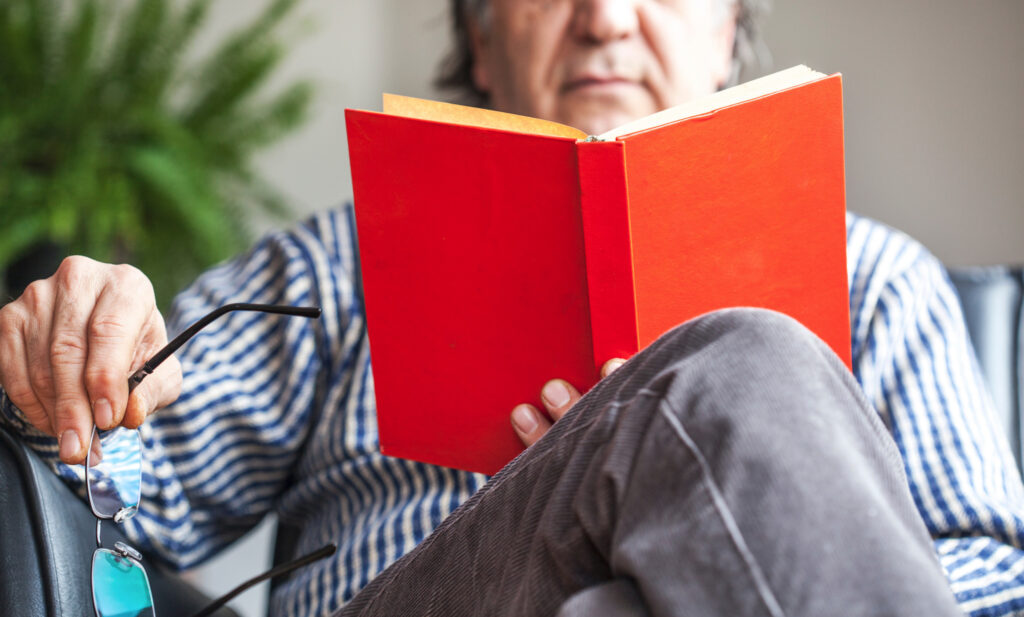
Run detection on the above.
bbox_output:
[511,358,625,447]
[0,256,182,464]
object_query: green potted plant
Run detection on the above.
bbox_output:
[0,0,313,306]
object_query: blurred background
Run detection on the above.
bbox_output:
[2,0,1022,615]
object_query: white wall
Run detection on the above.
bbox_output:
[185,2,1024,615]
[760,0,1024,266]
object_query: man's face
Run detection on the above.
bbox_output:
[470,0,737,135]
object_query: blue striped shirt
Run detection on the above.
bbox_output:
[3,208,1024,616]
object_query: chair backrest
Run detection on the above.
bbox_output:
[948,265,1024,475]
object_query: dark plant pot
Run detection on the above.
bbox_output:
[2,242,67,304]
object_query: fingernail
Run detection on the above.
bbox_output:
[94,399,113,429]
[60,429,81,460]
[541,381,571,408]
[607,359,625,374]
[512,405,538,434]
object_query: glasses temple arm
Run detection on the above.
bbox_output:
[187,543,337,617]
[127,303,322,393]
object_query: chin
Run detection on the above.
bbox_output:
[560,96,657,135]
[567,112,640,136]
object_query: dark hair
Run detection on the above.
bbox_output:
[436,0,770,107]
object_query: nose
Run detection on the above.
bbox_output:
[571,0,640,44]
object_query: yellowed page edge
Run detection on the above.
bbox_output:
[382,93,587,140]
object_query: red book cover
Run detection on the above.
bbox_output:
[346,66,850,475]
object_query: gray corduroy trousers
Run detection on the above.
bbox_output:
[336,308,963,617]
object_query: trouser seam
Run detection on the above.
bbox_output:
[657,400,788,617]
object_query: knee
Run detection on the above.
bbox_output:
[699,307,828,351]
[638,307,859,432]
[594,308,856,445]
[580,307,871,511]
[657,307,836,369]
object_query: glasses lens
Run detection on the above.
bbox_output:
[87,427,142,519]
[92,548,155,617]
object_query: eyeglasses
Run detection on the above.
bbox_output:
[85,303,331,617]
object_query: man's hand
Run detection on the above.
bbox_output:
[511,358,625,447]
[0,256,182,465]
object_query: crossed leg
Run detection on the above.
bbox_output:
[337,308,962,617]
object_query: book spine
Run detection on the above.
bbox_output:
[577,140,639,370]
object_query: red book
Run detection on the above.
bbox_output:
[346,66,850,475]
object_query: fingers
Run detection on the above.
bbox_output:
[511,404,552,448]
[20,280,61,434]
[540,379,580,422]
[122,308,182,428]
[511,360,627,448]
[511,379,581,447]
[48,262,102,463]
[123,353,182,429]
[0,257,171,466]
[0,299,53,434]
[83,266,157,430]
[601,358,626,378]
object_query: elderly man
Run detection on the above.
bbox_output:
[2,1,1023,616]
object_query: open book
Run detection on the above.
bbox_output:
[345,65,850,475]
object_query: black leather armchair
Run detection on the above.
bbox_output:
[0,428,240,617]
[1,265,1021,617]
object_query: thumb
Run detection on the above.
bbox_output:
[121,355,182,429]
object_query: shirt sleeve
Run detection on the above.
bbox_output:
[849,217,1024,616]
[0,208,361,570]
